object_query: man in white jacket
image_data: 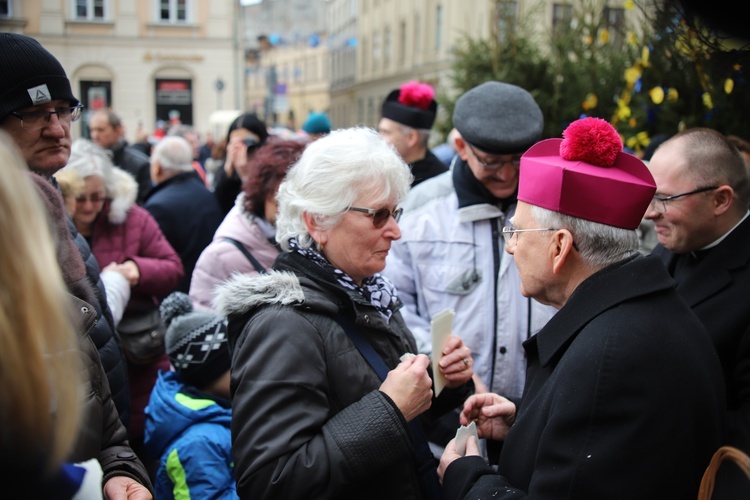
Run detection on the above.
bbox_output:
[384,81,557,451]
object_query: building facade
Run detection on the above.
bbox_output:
[0,0,244,142]
[242,0,329,130]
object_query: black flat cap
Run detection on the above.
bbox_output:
[453,81,544,155]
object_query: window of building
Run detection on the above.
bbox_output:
[384,27,391,69]
[602,6,625,46]
[372,31,380,72]
[159,0,189,24]
[74,0,106,21]
[435,4,443,52]
[361,36,369,75]
[155,78,193,125]
[399,20,406,66]
[552,3,572,32]
[496,1,517,43]
[0,0,10,17]
[413,14,421,62]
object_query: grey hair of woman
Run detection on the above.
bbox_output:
[531,205,640,269]
[275,126,413,251]
[67,138,115,183]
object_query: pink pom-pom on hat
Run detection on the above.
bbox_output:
[517,117,656,230]
[397,81,435,110]
[381,81,437,129]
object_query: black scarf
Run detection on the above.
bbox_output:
[288,239,399,322]
[453,156,517,213]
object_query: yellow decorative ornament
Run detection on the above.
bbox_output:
[725,78,734,94]
[624,0,634,10]
[702,92,713,109]
[626,131,650,152]
[617,105,632,121]
[650,87,665,105]
[641,46,650,67]
[625,67,641,84]
[599,29,610,44]
[582,93,598,110]
[627,32,637,46]
[667,88,679,102]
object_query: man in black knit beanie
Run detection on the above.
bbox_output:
[0,32,154,498]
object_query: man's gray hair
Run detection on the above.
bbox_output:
[531,205,640,269]
[275,126,413,251]
[397,123,430,149]
[152,136,194,173]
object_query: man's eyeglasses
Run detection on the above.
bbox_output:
[467,143,522,172]
[649,186,718,214]
[10,104,84,130]
[502,225,557,247]
[75,193,106,205]
[347,206,403,228]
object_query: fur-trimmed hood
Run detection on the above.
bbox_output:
[213,270,304,318]
[102,167,138,225]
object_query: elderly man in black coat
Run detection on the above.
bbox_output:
[439,118,726,499]
[144,135,223,293]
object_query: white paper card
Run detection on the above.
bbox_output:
[430,308,454,397]
[454,420,478,455]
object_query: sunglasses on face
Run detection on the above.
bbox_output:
[75,193,106,204]
[347,206,403,228]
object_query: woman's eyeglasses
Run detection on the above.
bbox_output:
[347,206,403,228]
[75,193,106,205]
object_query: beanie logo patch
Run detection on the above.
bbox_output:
[27,84,52,105]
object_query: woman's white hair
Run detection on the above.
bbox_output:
[61,138,138,224]
[275,126,413,250]
[531,205,640,269]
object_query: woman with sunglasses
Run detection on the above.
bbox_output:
[215,127,475,500]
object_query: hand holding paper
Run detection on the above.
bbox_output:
[430,308,454,396]
[453,420,479,455]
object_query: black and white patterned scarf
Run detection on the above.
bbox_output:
[288,238,398,322]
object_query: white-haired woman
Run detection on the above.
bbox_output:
[215,127,475,499]
[59,138,184,478]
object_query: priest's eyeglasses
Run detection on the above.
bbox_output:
[502,225,558,247]
[649,186,718,214]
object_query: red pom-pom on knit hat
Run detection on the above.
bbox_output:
[397,81,435,110]
[559,117,622,168]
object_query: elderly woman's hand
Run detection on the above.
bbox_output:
[437,334,474,389]
[379,353,433,422]
[437,434,481,483]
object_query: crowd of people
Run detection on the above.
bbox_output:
[1,31,749,500]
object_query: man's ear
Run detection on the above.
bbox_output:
[712,185,734,216]
[551,229,575,274]
[149,161,162,184]
[406,128,420,149]
[454,136,469,161]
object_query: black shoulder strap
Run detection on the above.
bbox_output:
[220,237,266,274]
[334,314,442,500]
